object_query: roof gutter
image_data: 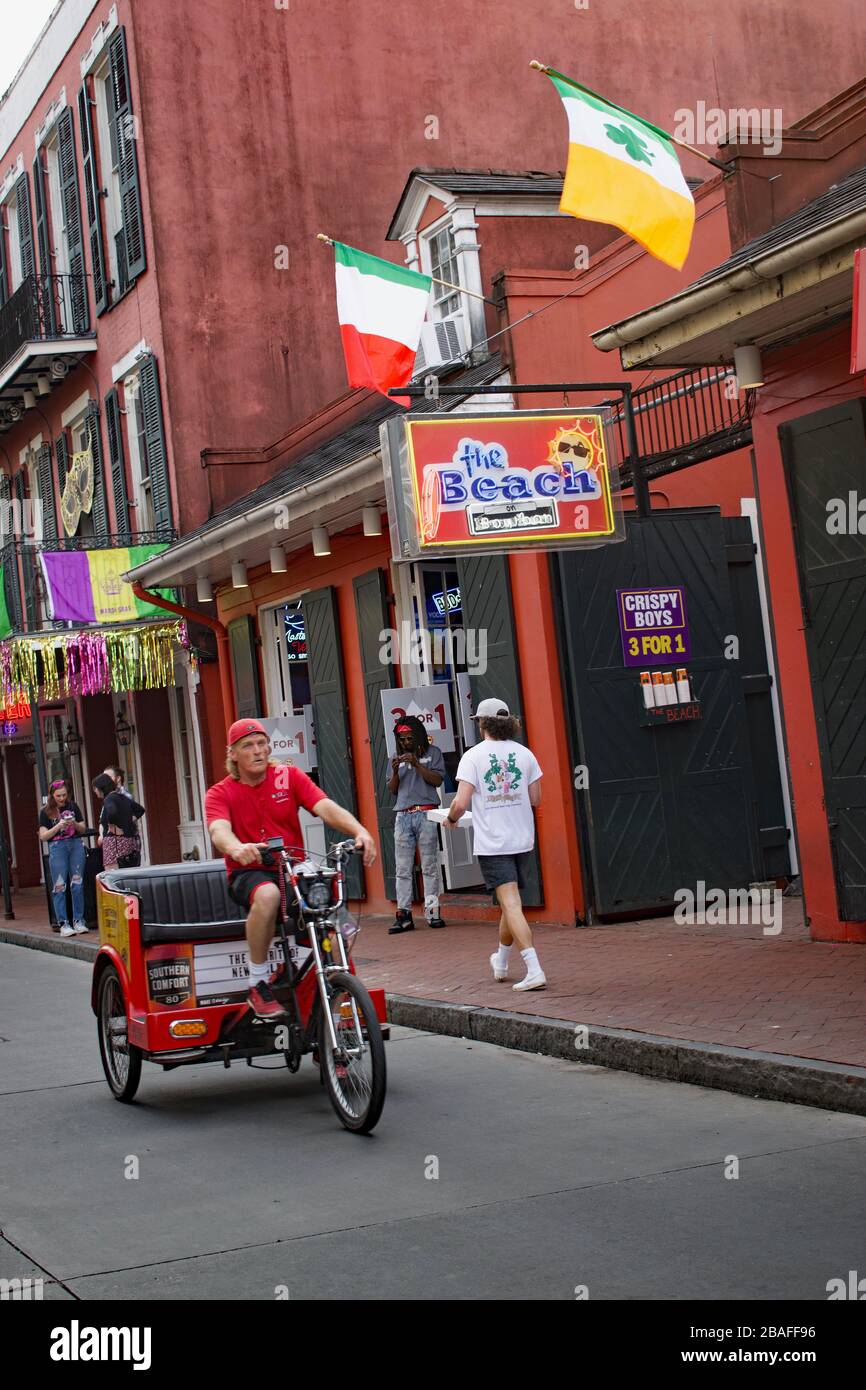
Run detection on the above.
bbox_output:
[592,206,866,352]
[125,452,383,588]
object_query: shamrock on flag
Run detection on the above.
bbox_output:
[545,70,695,270]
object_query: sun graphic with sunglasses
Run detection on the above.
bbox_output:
[546,425,597,476]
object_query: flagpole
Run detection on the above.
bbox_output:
[529,60,733,173]
[316,233,494,304]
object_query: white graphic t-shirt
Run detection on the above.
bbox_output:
[455,740,542,856]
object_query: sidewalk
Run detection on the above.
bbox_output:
[349,897,866,1070]
[5,888,866,1107]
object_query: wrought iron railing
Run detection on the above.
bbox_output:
[610,366,754,483]
[0,531,177,638]
[0,273,91,376]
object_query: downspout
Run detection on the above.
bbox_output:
[131,582,236,731]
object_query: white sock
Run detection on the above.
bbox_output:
[520,947,540,974]
[249,960,270,987]
[495,943,513,966]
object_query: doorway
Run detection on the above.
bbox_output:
[555,508,791,918]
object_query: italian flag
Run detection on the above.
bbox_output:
[548,73,695,271]
[333,241,432,407]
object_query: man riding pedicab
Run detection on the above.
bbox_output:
[205,719,377,1021]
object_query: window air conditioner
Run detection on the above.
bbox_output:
[414,316,467,376]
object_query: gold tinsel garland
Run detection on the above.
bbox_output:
[0,621,190,704]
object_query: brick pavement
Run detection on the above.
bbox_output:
[5,887,866,1069]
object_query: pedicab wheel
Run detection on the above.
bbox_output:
[97,965,142,1103]
[319,971,386,1134]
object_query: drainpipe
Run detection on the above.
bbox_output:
[130,583,236,732]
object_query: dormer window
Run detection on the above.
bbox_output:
[427,224,461,319]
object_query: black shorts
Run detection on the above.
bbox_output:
[477,852,533,900]
[228,868,283,914]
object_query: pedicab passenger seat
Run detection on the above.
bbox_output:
[99,860,247,946]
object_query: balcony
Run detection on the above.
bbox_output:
[0,274,96,434]
[610,365,754,486]
[0,531,177,638]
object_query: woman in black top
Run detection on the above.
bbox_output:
[92,773,146,869]
[38,779,88,935]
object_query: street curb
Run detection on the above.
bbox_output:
[386,994,866,1117]
[5,929,866,1116]
[0,927,98,963]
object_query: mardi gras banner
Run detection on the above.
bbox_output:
[38,544,175,624]
[0,620,190,704]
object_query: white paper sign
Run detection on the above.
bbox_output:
[380,684,455,755]
[456,672,477,747]
[193,938,311,1006]
[259,715,313,771]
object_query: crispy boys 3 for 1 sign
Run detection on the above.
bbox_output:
[399,410,621,556]
[617,586,691,666]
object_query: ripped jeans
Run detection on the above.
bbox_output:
[394,811,441,918]
[48,836,86,927]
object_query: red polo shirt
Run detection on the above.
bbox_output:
[204,764,328,878]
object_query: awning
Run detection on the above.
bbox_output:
[126,355,508,589]
[591,165,866,369]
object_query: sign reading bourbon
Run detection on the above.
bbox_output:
[390,410,623,559]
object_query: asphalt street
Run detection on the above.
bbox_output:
[2,942,866,1301]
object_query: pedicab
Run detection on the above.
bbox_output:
[91,839,388,1133]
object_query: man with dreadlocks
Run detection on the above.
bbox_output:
[386,714,446,933]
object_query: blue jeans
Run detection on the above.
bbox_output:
[48,836,86,927]
[394,811,441,917]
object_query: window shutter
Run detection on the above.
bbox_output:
[56,108,88,332]
[13,473,37,630]
[105,388,129,535]
[138,354,172,532]
[0,473,11,503]
[32,153,56,334]
[78,84,108,316]
[14,174,36,284]
[353,569,397,898]
[55,431,70,491]
[227,616,262,719]
[84,404,109,536]
[36,442,57,541]
[302,586,365,899]
[108,28,146,282]
[0,208,8,307]
[456,553,544,906]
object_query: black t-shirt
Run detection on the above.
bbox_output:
[39,803,84,839]
[100,791,145,838]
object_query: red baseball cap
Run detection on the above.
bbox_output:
[227,718,268,747]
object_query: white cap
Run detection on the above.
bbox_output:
[471,697,511,720]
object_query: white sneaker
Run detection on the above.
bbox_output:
[492,950,511,984]
[490,952,509,982]
[72,921,90,935]
[513,968,547,992]
[59,924,75,937]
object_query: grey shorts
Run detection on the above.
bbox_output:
[477,852,533,899]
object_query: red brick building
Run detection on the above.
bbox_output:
[2,0,864,918]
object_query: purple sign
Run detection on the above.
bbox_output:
[617,586,691,667]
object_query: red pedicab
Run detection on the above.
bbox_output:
[91,839,387,1133]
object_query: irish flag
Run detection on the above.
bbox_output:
[333,241,431,407]
[547,72,695,271]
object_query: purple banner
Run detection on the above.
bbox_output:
[617,586,691,667]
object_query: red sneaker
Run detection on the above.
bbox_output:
[248,980,288,1020]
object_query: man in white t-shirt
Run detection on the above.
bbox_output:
[445,698,546,991]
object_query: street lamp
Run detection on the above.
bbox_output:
[115,708,135,747]
[64,723,82,757]
[23,743,37,765]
